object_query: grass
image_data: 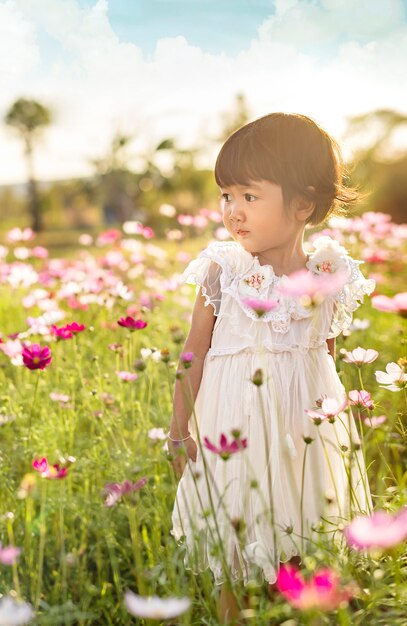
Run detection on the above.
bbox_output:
[0,227,406,625]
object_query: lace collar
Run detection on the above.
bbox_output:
[219,236,353,328]
[234,235,352,280]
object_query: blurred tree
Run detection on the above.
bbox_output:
[4,98,52,232]
[214,92,252,142]
[344,109,407,223]
[90,131,137,224]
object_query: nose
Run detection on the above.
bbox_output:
[228,201,245,223]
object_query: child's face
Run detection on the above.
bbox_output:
[219,179,304,253]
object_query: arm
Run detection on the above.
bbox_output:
[169,286,216,439]
[326,337,336,362]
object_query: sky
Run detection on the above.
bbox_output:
[0,0,406,185]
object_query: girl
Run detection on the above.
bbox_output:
[167,113,376,624]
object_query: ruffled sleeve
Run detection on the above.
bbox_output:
[179,242,234,316]
[327,256,376,339]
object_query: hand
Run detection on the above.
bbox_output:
[167,435,197,479]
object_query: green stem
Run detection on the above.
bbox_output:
[35,479,47,609]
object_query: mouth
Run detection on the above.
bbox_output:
[235,229,250,236]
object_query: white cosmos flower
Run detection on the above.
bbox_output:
[124,591,191,619]
[140,348,153,359]
[341,346,379,366]
[148,427,167,441]
[350,318,371,331]
[0,596,35,626]
[375,362,407,392]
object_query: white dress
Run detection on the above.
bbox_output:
[170,235,376,587]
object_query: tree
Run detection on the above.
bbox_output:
[344,109,407,223]
[4,98,52,232]
[214,92,252,143]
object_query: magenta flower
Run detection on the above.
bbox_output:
[22,344,52,370]
[103,477,148,507]
[51,325,73,340]
[180,351,194,368]
[242,297,279,318]
[277,268,349,306]
[180,351,194,364]
[276,564,356,611]
[343,507,407,550]
[0,542,21,565]
[32,457,68,479]
[372,292,407,318]
[305,397,348,425]
[203,432,248,460]
[64,322,86,333]
[341,346,379,367]
[117,316,148,330]
[348,389,374,410]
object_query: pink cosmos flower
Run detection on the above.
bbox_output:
[22,344,52,370]
[7,227,35,242]
[103,477,148,507]
[32,457,67,479]
[0,542,21,565]
[341,346,379,367]
[117,316,148,330]
[96,229,122,246]
[242,297,279,318]
[277,268,349,306]
[32,246,49,259]
[276,564,356,611]
[343,507,407,550]
[203,432,248,460]
[0,339,24,366]
[348,389,374,410]
[305,397,348,425]
[372,292,407,318]
[363,415,387,428]
[49,392,71,403]
[116,371,138,382]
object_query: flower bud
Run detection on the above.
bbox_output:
[251,368,263,386]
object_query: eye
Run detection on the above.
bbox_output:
[219,193,256,202]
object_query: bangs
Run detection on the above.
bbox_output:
[214,125,283,189]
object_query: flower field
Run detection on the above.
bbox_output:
[0,214,406,625]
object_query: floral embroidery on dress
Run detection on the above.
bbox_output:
[238,264,275,299]
[243,271,266,291]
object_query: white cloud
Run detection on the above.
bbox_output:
[0,0,406,185]
[263,0,406,45]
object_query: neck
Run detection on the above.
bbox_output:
[255,240,309,274]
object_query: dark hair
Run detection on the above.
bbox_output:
[214,112,367,226]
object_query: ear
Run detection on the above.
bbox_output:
[294,186,316,222]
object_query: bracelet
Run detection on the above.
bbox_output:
[167,430,191,442]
